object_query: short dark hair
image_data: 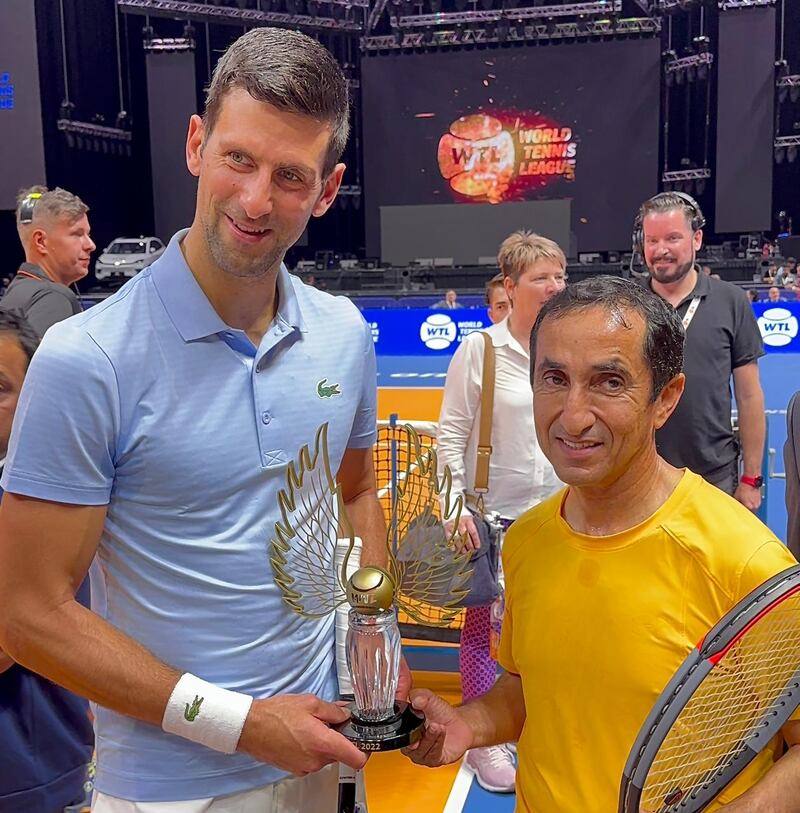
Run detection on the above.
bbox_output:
[485,272,504,305]
[203,28,350,178]
[0,309,40,365]
[529,276,685,401]
[637,192,705,234]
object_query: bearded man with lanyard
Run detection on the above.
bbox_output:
[635,191,766,509]
[2,186,94,338]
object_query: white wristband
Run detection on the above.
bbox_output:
[162,673,253,754]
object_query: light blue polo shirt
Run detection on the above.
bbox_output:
[1,231,377,802]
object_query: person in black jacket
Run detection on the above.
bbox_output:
[0,309,94,812]
[2,186,95,338]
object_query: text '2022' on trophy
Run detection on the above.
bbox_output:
[270,422,472,752]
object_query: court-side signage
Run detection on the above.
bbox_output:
[362,308,491,356]
[753,303,800,353]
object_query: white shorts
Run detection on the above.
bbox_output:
[92,765,366,813]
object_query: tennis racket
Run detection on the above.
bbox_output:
[620,564,800,813]
[335,537,367,813]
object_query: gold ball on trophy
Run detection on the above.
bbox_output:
[346,567,396,614]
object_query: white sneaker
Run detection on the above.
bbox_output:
[464,745,516,793]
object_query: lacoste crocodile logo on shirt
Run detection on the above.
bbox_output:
[317,379,341,398]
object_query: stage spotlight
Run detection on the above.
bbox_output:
[696,178,706,196]
[697,63,708,81]
[675,68,685,85]
[779,85,789,104]
[422,26,434,43]
[394,27,404,45]
[514,18,525,38]
[789,146,798,164]
[775,146,786,164]
[429,0,441,12]
[791,86,800,104]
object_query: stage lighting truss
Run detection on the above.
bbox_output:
[363,15,658,50]
[117,0,365,33]
[718,0,774,9]
[57,118,133,156]
[143,36,196,52]
[395,0,620,29]
[664,51,713,75]
[661,167,710,195]
[775,135,800,165]
[661,168,711,185]
[777,75,800,105]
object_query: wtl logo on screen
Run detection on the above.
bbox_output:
[437,112,579,203]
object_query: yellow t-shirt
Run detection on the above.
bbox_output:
[498,470,798,813]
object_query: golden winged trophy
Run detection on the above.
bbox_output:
[270,422,472,751]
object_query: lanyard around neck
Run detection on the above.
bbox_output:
[682,296,702,331]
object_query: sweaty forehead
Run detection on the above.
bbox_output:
[536,306,647,366]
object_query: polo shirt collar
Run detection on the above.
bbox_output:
[18,262,48,281]
[152,229,307,343]
[647,266,711,309]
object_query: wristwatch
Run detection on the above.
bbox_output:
[740,474,764,489]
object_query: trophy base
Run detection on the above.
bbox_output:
[336,701,424,752]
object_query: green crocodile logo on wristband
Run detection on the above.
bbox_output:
[184,695,204,722]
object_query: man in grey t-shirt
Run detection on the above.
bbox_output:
[2,186,95,338]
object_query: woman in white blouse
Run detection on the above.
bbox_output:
[436,231,567,793]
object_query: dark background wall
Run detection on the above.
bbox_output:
[715,6,776,234]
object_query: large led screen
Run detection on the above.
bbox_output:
[0,0,47,211]
[362,38,661,257]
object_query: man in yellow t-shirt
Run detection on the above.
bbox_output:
[404,276,800,811]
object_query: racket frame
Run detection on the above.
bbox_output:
[620,565,800,813]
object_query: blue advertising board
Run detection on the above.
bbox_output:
[753,302,800,353]
[362,307,491,357]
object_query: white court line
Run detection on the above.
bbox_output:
[442,762,475,813]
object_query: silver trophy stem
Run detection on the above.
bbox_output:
[346,607,401,722]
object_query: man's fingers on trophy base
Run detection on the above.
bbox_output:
[322,729,368,771]
[313,698,352,725]
[406,726,446,766]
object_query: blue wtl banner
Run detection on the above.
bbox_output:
[753,303,800,353]
[362,307,491,356]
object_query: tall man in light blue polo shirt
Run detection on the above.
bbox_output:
[0,28,389,812]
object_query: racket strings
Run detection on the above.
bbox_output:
[641,598,800,811]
